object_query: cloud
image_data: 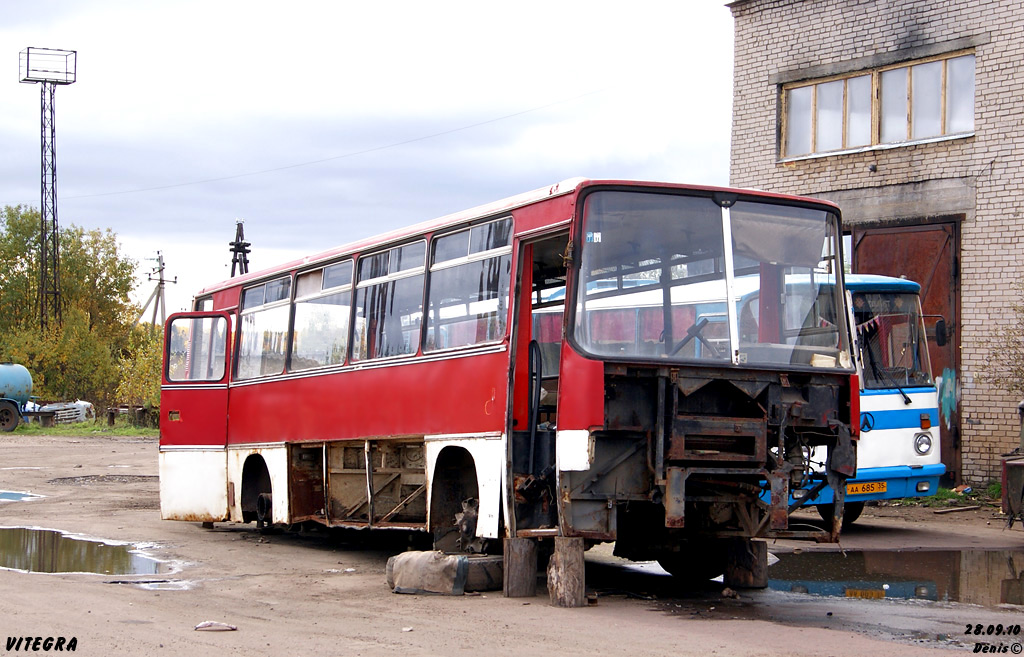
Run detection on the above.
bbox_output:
[1,0,735,313]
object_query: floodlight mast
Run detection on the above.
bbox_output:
[19,47,76,331]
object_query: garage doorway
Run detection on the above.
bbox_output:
[851,220,961,485]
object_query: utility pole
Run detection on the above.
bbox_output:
[136,252,176,333]
[19,47,76,331]
[229,219,251,277]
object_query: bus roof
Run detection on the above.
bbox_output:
[844,274,921,294]
[194,178,842,299]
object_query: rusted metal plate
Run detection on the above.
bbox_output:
[665,467,686,528]
[667,416,767,463]
[768,472,789,530]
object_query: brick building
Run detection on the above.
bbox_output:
[727,0,1024,484]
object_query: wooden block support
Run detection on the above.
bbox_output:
[547,536,585,607]
[503,537,538,598]
[724,538,767,589]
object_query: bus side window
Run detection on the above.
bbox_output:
[290,261,352,371]
[425,218,512,352]
[236,276,291,380]
[353,242,426,361]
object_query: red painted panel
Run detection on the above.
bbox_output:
[212,287,240,312]
[160,387,229,446]
[509,193,576,235]
[557,342,604,431]
[512,244,533,430]
[225,349,511,444]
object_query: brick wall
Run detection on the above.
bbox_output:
[729,0,1024,483]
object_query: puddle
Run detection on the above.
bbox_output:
[0,490,42,502]
[0,527,168,575]
[768,549,1024,607]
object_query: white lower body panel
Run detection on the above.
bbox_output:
[226,444,289,524]
[425,433,505,539]
[159,447,228,522]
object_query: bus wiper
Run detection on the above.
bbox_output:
[866,346,912,405]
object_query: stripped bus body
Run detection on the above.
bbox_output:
[159,179,859,583]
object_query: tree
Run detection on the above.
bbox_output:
[0,205,141,408]
[0,205,40,333]
[4,308,119,406]
[115,325,162,409]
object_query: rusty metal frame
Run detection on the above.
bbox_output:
[663,465,829,540]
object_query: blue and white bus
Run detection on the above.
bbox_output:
[800,274,945,524]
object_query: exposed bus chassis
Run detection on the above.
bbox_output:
[553,364,856,562]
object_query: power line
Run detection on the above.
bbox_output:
[62,90,603,201]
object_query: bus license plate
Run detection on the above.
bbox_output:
[845,588,885,599]
[847,481,886,495]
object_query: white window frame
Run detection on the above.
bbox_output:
[781,50,975,160]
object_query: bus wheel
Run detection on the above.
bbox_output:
[816,501,864,526]
[656,540,728,584]
[0,402,19,432]
[256,493,273,533]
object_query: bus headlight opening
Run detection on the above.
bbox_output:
[914,433,933,455]
[916,482,930,493]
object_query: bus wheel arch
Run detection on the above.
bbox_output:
[429,446,481,552]
[240,454,273,526]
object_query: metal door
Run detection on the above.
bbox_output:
[160,312,231,447]
[852,221,960,483]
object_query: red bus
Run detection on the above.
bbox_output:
[160,178,859,585]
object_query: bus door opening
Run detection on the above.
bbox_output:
[511,233,568,532]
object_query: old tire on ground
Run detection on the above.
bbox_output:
[0,401,19,432]
[656,540,728,584]
[816,501,864,526]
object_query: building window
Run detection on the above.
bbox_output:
[290,260,352,371]
[236,276,292,379]
[783,52,975,158]
[425,217,512,352]
[353,241,426,361]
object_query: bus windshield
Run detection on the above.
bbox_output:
[572,190,852,370]
[853,291,933,388]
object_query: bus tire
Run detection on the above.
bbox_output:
[656,540,728,584]
[816,501,864,526]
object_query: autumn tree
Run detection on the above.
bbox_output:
[114,325,162,409]
[0,205,142,408]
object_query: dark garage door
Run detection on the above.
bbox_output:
[852,221,960,484]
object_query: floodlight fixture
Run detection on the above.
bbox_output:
[19,47,76,85]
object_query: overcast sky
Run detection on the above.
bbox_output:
[2,1,735,314]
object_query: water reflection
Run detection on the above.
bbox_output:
[0,527,165,575]
[769,549,1024,607]
[0,491,42,502]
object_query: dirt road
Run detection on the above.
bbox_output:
[0,433,1020,656]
